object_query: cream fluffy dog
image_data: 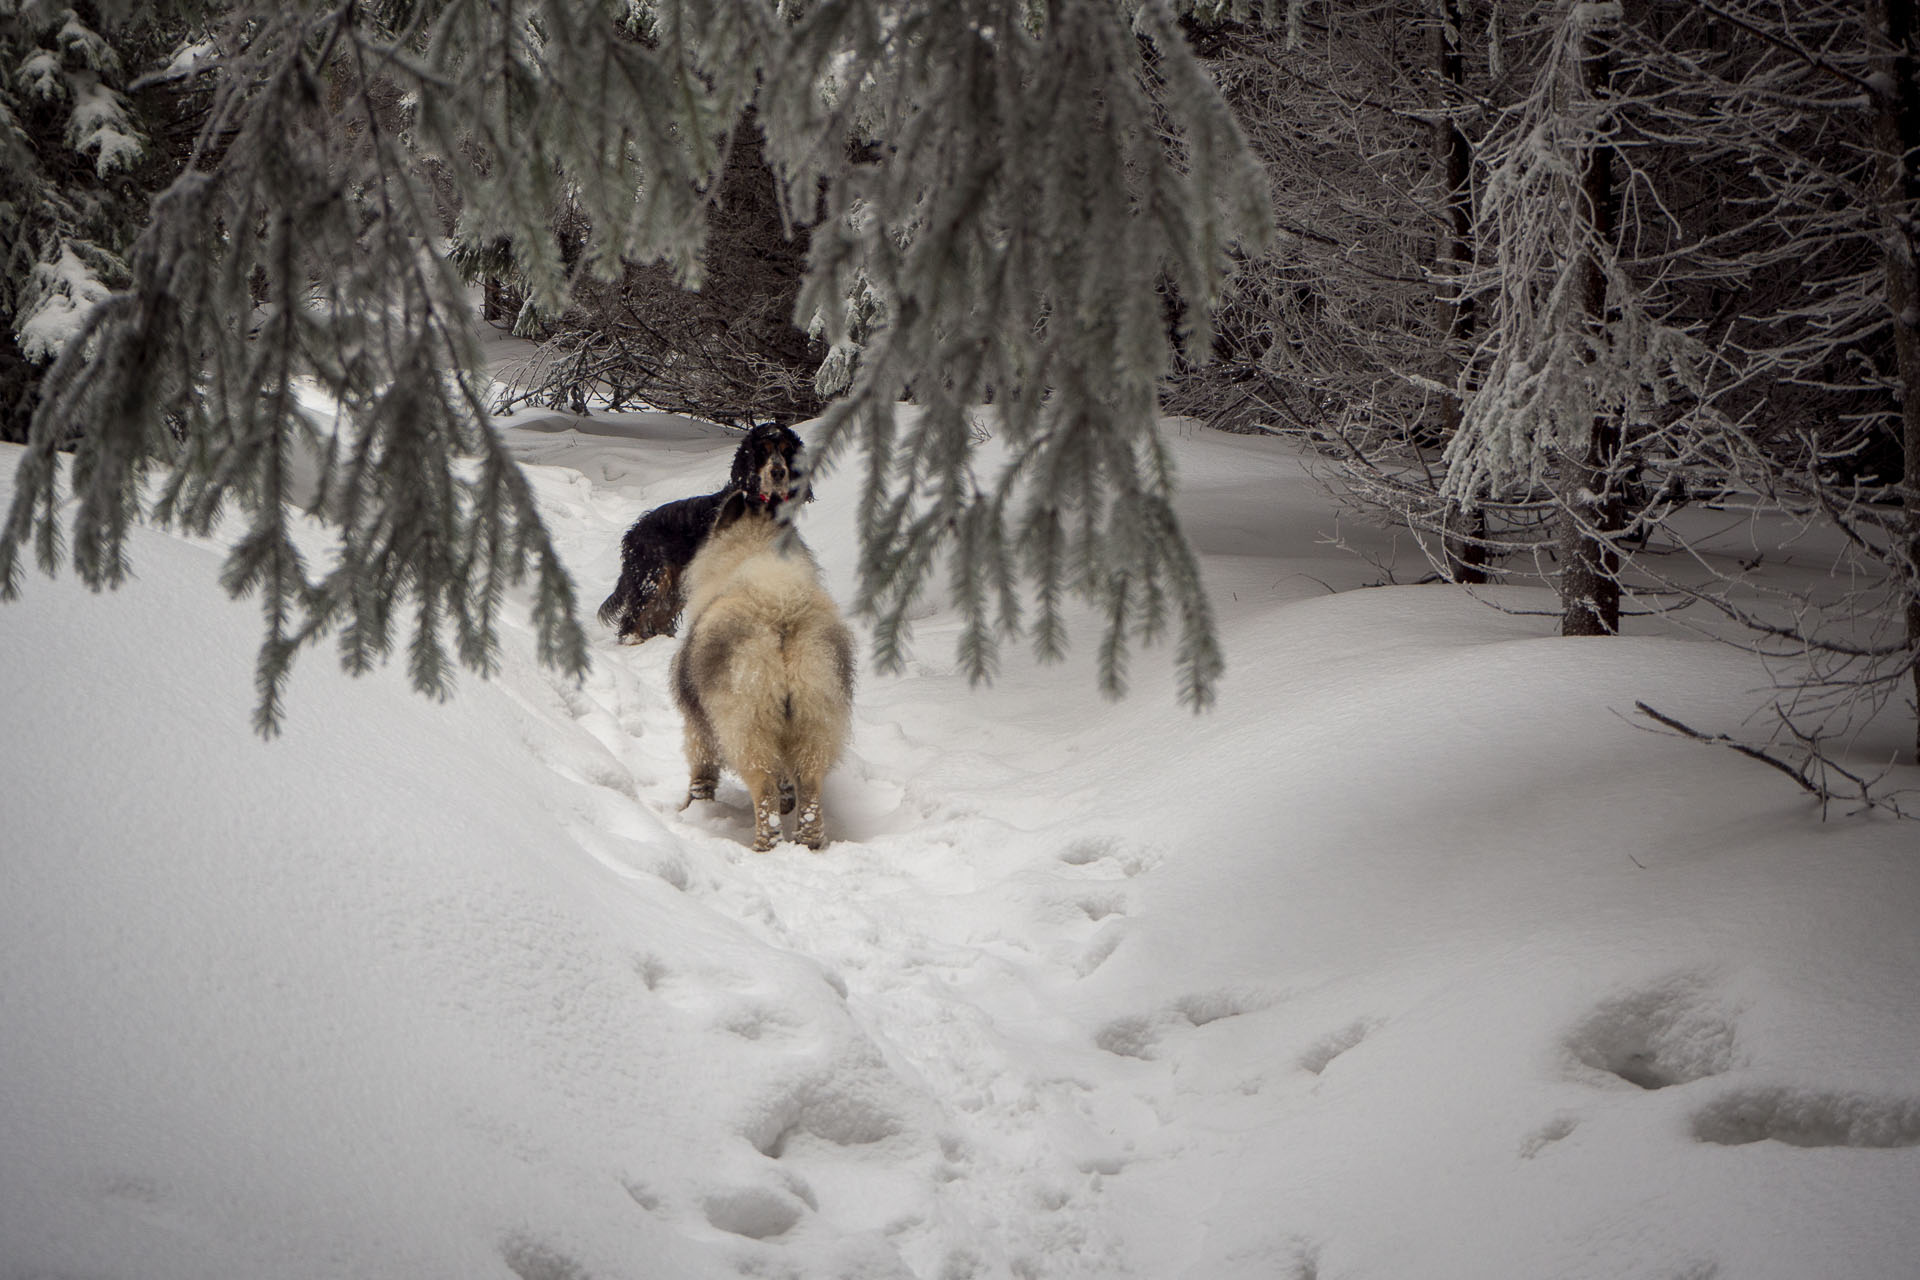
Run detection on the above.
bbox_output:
[670,491,854,851]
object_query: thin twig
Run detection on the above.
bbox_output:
[1633,700,1914,819]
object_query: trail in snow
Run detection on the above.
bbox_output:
[501,416,1186,1277]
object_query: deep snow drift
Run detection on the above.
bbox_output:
[3,404,1918,1280]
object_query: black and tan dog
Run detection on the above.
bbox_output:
[671,489,854,851]
[597,422,807,644]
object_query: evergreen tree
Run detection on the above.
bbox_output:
[0,0,1270,730]
[489,109,828,424]
[0,1,203,444]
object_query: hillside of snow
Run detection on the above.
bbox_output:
[3,404,1919,1280]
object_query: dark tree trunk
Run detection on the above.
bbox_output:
[1873,0,1920,761]
[0,334,37,446]
[1433,0,1487,584]
[1558,13,1623,638]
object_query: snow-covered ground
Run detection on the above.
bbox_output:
[4,398,1919,1280]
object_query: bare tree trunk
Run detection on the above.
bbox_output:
[1872,0,1920,760]
[1434,0,1487,584]
[1558,11,1623,637]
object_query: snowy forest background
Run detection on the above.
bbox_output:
[2,0,1918,779]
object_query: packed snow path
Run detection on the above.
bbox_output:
[5,409,1920,1280]
[507,413,1192,1277]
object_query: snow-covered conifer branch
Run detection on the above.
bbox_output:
[2,0,1270,724]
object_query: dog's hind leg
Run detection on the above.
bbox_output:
[682,762,719,808]
[742,769,784,852]
[672,638,724,808]
[792,776,827,850]
[630,564,684,641]
[678,711,722,808]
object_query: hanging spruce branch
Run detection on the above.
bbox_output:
[1,0,1269,730]
[2,6,591,734]
[779,0,1267,707]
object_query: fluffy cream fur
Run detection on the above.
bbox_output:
[670,497,854,851]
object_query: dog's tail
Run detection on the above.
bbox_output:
[596,586,625,629]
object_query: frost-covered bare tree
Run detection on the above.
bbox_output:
[1186,0,1917,770]
[1443,0,1706,638]
[1867,0,1920,762]
[1166,1,1509,585]
[1611,0,1920,766]
[1430,0,1489,582]
[1446,0,1920,766]
[1169,6,1440,438]
[0,0,1269,730]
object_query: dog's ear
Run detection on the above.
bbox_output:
[728,434,758,492]
[769,426,814,503]
[711,489,751,533]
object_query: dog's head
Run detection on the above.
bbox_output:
[709,487,806,553]
[729,421,809,511]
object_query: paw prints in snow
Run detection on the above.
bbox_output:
[1093,989,1278,1061]
[739,1076,905,1160]
[1692,1086,1920,1149]
[1563,974,1920,1151]
[1058,836,1161,878]
[1518,1115,1580,1159]
[1564,974,1740,1091]
[1299,1018,1381,1077]
[621,1166,821,1244]
[700,1181,815,1240]
[501,1234,592,1280]
[1049,835,1161,977]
